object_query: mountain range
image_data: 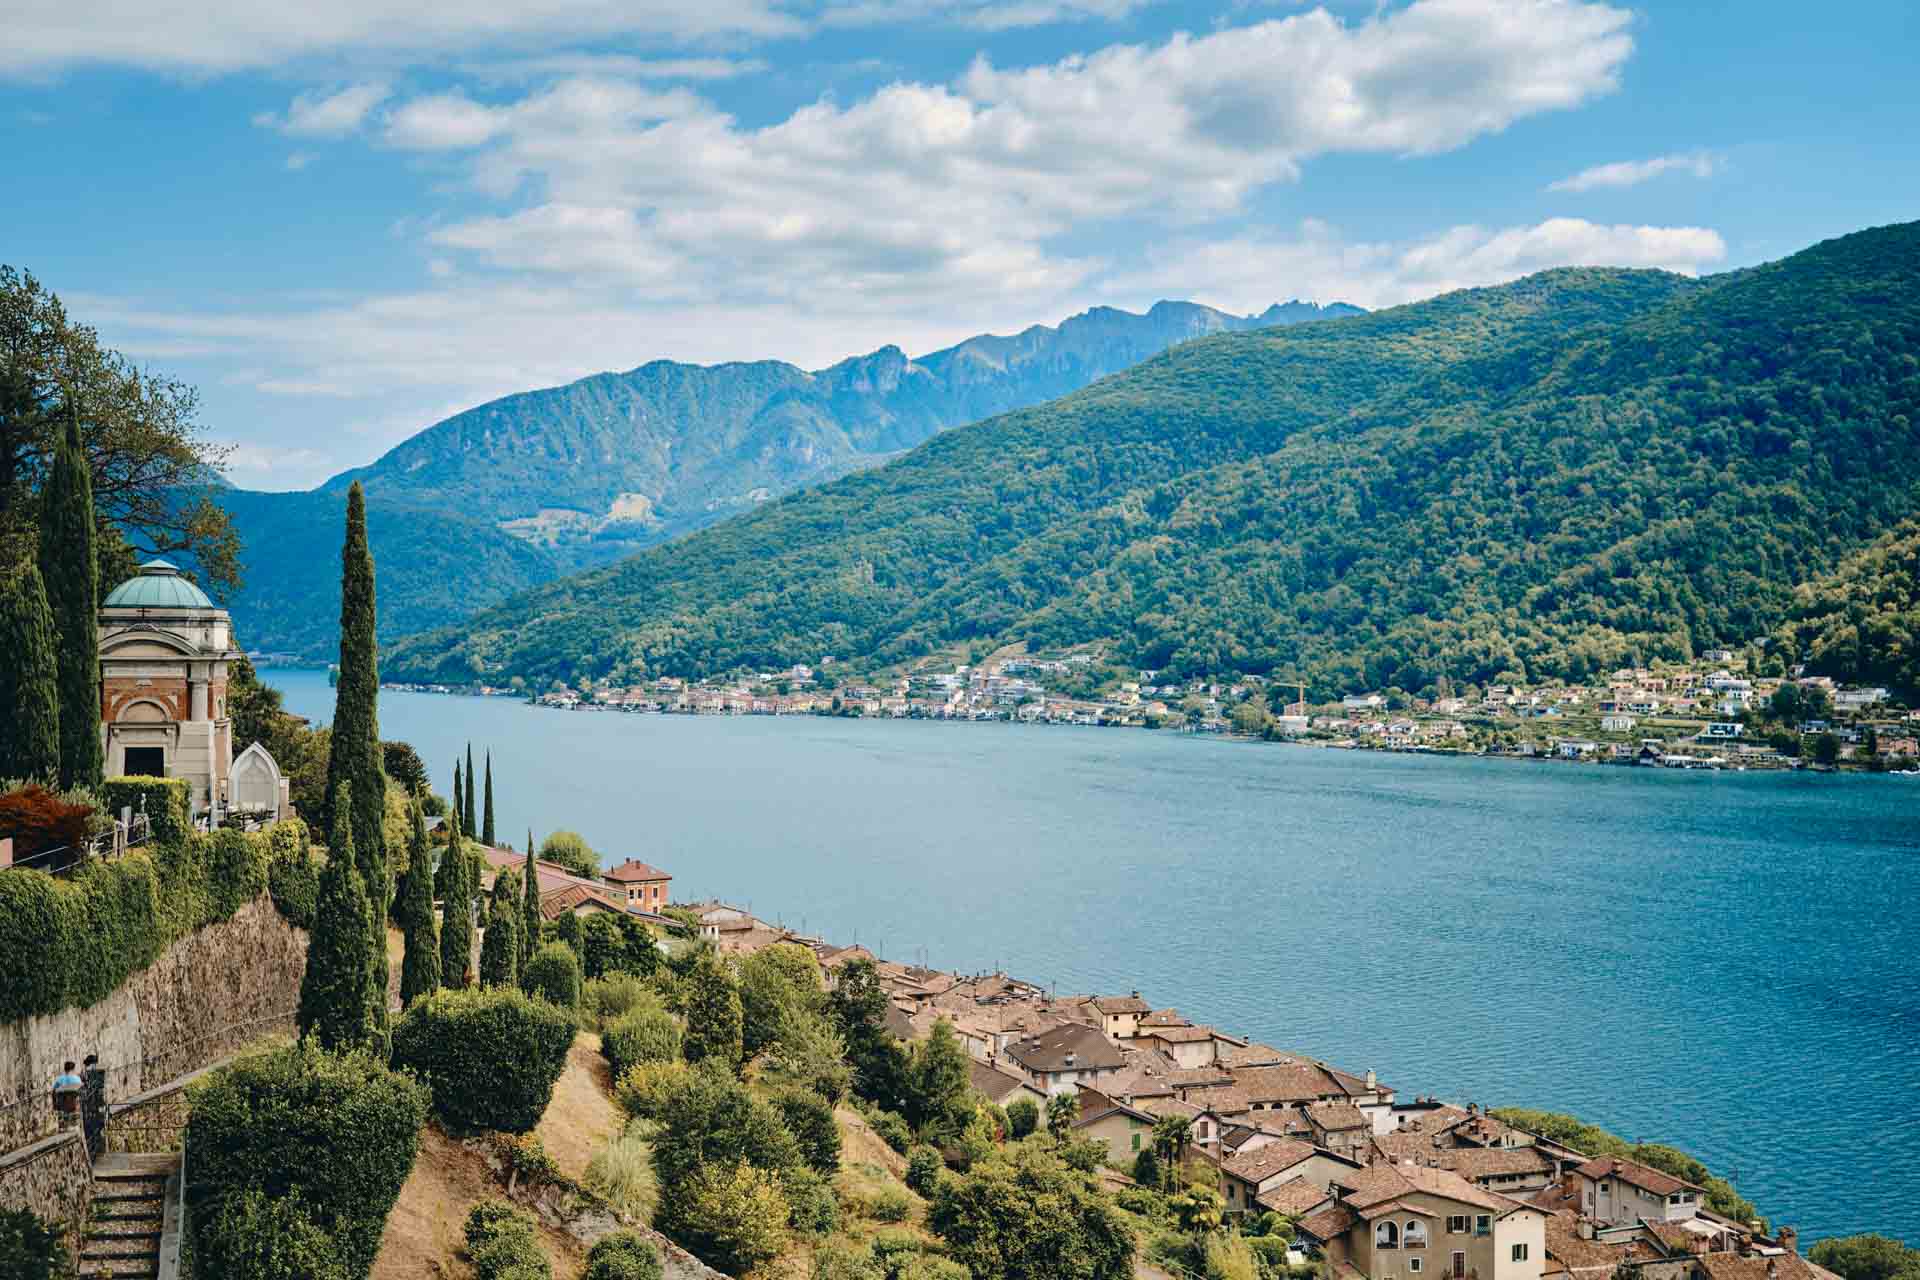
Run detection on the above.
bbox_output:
[218,298,1360,657]
[381,221,1920,697]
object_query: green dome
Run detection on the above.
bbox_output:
[103,560,216,610]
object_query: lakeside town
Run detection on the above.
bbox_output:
[377,647,1920,774]
[501,845,1838,1280]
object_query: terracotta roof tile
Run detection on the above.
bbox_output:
[1573,1157,1702,1197]
[1221,1140,1319,1184]
[604,858,671,882]
[1298,1205,1357,1241]
[1256,1177,1329,1217]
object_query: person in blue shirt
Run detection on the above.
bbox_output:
[51,1061,81,1090]
[51,1061,82,1128]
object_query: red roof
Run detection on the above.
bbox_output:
[605,858,672,883]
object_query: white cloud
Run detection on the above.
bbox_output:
[1107,216,1728,312]
[400,0,1632,309]
[1548,149,1721,192]
[460,54,769,82]
[254,82,390,137]
[0,0,805,75]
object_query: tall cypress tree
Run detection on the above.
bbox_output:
[482,752,496,846]
[297,782,376,1053]
[37,411,102,790]
[439,809,474,989]
[398,799,440,1007]
[521,829,539,980]
[478,868,520,988]
[322,481,389,1042]
[463,743,477,836]
[451,761,463,849]
[0,561,62,782]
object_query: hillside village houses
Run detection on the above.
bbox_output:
[626,901,1833,1280]
[404,646,1918,772]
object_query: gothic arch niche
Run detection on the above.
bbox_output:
[229,742,284,820]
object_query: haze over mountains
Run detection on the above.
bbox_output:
[220,298,1360,657]
[382,222,1920,698]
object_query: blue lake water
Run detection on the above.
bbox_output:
[267,668,1919,1243]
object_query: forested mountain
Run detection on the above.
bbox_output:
[219,298,1356,656]
[383,221,1920,696]
[1775,519,1920,694]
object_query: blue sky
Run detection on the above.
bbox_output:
[4,0,1916,490]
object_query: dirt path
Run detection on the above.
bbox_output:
[536,1032,621,1183]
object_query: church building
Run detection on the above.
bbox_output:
[97,559,286,823]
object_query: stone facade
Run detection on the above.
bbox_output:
[0,895,308,1152]
[0,1130,91,1238]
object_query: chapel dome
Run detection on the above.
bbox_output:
[102,559,217,610]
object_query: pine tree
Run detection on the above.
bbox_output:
[438,810,474,989]
[463,744,477,837]
[398,799,440,1007]
[482,752,496,846]
[37,411,102,789]
[296,782,376,1052]
[0,560,62,782]
[521,829,539,980]
[478,868,520,987]
[322,482,388,1042]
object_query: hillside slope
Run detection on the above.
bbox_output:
[220,299,1357,658]
[1774,517,1920,694]
[386,222,1920,695]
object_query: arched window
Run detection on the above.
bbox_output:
[1405,1220,1429,1248]
[1376,1222,1400,1250]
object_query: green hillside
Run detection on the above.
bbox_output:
[384,222,1920,695]
[1774,517,1920,694]
[219,299,1355,658]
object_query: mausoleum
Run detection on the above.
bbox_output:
[97,559,285,823]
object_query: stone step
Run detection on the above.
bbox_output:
[86,1228,161,1244]
[91,1190,166,1204]
[92,1206,164,1222]
[79,1243,160,1262]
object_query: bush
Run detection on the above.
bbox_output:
[524,940,582,1010]
[391,987,575,1134]
[773,1088,842,1176]
[602,1006,683,1079]
[905,1145,944,1196]
[583,1232,664,1280]
[100,775,191,849]
[785,1166,841,1235]
[1249,1237,1294,1272]
[0,782,95,867]
[614,1060,695,1120]
[1131,1148,1161,1189]
[929,1146,1134,1280]
[675,1162,790,1273]
[0,1207,71,1280]
[266,818,319,928]
[1115,1186,1167,1220]
[583,972,654,1029]
[187,1043,427,1280]
[464,1200,551,1280]
[814,1242,887,1280]
[195,1190,346,1280]
[872,1110,912,1154]
[857,1188,913,1223]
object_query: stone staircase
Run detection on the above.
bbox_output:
[83,1154,179,1280]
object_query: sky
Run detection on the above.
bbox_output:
[4,0,1917,491]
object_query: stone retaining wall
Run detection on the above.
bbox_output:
[0,894,308,1152]
[0,1129,90,1235]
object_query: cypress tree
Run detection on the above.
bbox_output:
[0,560,62,782]
[478,868,520,987]
[451,761,463,850]
[439,809,474,989]
[463,743,477,836]
[521,829,539,980]
[398,799,440,1007]
[323,481,389,1041]
[297,781,376,1052]
[482,752,496,846]
[37,411,102,790]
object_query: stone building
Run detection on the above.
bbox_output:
[97,559,284,823]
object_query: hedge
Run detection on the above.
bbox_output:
[391,986,575,1134]
[464,1201,552,1280]
[0,789,309,1021]
[187,1042,428,1280]
[582,1231,663,1280]
[195,1189,347,1280]
[601,1006,682,1080]
[266,817,320,929]
[100,775,192,850]
[524,940,582,1010]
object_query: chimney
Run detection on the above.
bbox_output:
[1066,1053,1077,1067]
[1577,1221,1594,1242]
[1366,1069,1377,1089]
[1779,1228,1798,1255]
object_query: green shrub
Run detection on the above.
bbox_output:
[673,1162,789,1274]
[187,1042,427,1280]
[602,1006,683,1079]
[1130,1147,1160,1189]
[814,1241,886,1280]
[905,1145,944,1196]
[524,940,582,1010]
[785,1166,841,1235]
[614,1060,696,1120]
[0,1207,71,1280]
[857,1188,913,1223]
[391,986,575,1133]
[195,1190,346,1280]
[267,820,320,928]
[773,1088,842,1176]
[872,1110,912,1154]
[100,775,191,849]
[583,972,654,1029]
[583,1231,663,1280]
[464,1200,552,1280]
[1249,1237,1294,1272]
[204,827,269,918]
[586,1124,658,1221]
[894,1255,969,1280]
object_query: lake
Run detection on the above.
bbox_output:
[267,667,1919,1243]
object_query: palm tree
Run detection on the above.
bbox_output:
[1045,1092,1079,1143]
[1153,1113,1193,1191]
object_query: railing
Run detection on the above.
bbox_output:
[4,815,154,875]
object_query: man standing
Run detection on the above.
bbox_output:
[81,1053,107,1157]
[51,1061,81,1130]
